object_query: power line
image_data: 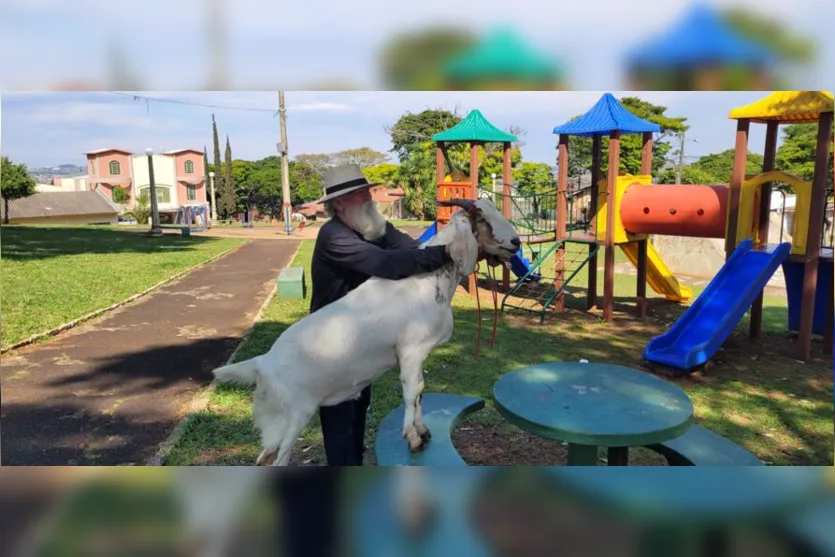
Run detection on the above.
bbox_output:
[106,91,279,114]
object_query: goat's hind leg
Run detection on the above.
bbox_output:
[398,355,428,452]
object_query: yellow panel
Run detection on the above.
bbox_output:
[734,171,812,255]
[595,174,650,244]
[728,91,834,124]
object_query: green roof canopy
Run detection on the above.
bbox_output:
[442,27,563,81]
[432,109,517,143]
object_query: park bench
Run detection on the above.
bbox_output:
[374,393,484,466]
[644,425,764,466]
[159,224,191,237]
[277,266,306,299]
[780,499,835,556]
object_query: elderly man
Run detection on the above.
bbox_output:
[310,163,452,466]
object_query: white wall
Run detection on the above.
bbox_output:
[131,154,178,209]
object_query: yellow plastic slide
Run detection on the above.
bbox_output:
[619,242,693,303]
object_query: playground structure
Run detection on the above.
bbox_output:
[430,109,518,294]
[173,204,210,232]
[418,92,832,370]
[500,91,832,370]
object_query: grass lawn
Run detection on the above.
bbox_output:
[0,225,245,348]
[167,240,834,467]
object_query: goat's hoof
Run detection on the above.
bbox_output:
[418,428,432,441]
[408,438,425,453]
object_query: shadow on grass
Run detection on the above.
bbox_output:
[167,299,833,466]
[1,226,222,262]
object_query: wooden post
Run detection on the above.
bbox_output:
[750,121,780,339]
[588,135,602,310]
[826,271,834,355]
[603,131,620,322]
[555,135,569,312]
[636,131,653,318]
[468,142,480,295]
[436,142,445,185]
[797,111,833,362]
[726,119,750,259]
[502,141,512,292]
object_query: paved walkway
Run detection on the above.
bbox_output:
[0,240,300,465]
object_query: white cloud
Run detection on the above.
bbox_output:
[28,102,154,128]
[289,102,355,112]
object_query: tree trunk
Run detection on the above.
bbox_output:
[3,197,8,224]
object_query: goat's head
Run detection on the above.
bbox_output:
[437,198,521,269]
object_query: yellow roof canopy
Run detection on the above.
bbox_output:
[728,91,834,124]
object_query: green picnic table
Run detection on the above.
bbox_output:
[493,362,694,465]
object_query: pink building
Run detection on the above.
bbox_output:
[85,148,208,217]
[86,148,133,202]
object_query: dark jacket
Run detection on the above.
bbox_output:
[310,218,450,313]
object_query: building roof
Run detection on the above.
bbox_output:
[443,27,563,81]
[0,191,119,220]
[164,149,205,155]
[432,109,517,143]
[86,148,133,155]
[552,93,661,137]
[728,91,834,124]
[625,3,775,68]
[371,186,405,203]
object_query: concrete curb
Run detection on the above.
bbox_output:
[146,241,303,466]
[1,241,247,355]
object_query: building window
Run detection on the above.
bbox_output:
[187,184,197,201]
[184,160,195,174]
[109,160,121,175]
[140,186,171,204]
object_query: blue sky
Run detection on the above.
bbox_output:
[0,0,831,90]
[2,91,777,170]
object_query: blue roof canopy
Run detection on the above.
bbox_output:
[625,3,775,68]
[552,93,661,137]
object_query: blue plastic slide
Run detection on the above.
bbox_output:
[418,221,536,279]
[644,239,792,372]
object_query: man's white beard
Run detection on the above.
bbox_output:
[341,200,387,241]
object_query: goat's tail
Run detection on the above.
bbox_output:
[213,357,261,385]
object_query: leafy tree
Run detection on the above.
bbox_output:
[776,123,834,187]
[565,97,688,178]
[657,148,765,184]
[363,163,401,188]
[289,160,322,203]
[294,153,332,176]
[126,190,151,225]
[218,136,237,218]
[1,156,37,224]
[211,114,223,213]
[656,165,722,185]
[386,109,464,161]
[722,7,816,63]
[111,186,131,205]
[512,161,555,217]
[397,141,438,220]
[378,26,477,90]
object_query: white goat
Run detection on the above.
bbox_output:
[213,198,521,465]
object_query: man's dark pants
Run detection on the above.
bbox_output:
[319,385,372,466]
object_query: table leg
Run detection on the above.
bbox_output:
[607,447,629,466]
[567,444,598,466]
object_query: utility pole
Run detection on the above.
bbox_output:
[145,149,163,236]
[279,91,292,236]
[676,132,685,184]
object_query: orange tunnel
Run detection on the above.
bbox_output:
[620,184,729,239]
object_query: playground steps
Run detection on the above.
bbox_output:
[501,238,599,323]
[277,266,306,299]
[374,394,484,466]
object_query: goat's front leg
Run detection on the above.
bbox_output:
[399,356,427,452]
[414,393,430,441]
